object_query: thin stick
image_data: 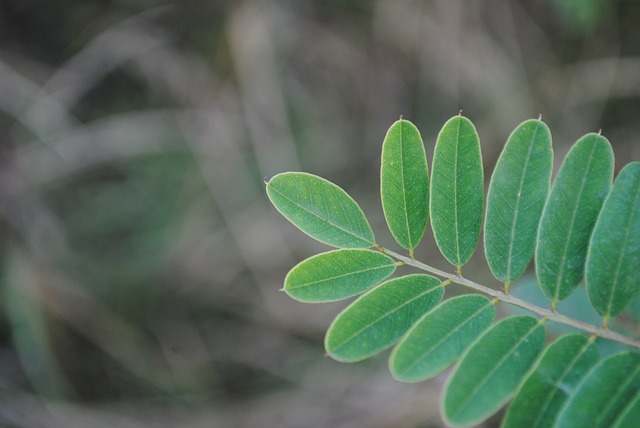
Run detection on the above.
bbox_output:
[382,248,640,350]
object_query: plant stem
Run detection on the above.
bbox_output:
[382,248,640,350]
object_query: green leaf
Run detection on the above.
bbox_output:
[325,274,444,362]
[611,392,640,428]
[503,334,599,428]
[536,134,613,303]
[381,119,430,253]
[284,249,396,303]
[484,119,553,284]
[430,115,484,269]
[266,172,375,248]
[442,315,546,427]
[555,351,640,428]
[390,294,495,382]
[586,162,640,319]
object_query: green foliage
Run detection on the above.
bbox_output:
[484,119,553,284]
[554,351,640,427]
[536,134,614,304]
[266,117,640,427]
[266,172,375,248]
[430,115,483,269]
[503,334,599,428]
[325,274,443,362]
[390,294,495,382]
[381,119,430,253]
[283,249,396,302]
[586,162,640,319]
[442,316,546,426]
[509,277,603,337]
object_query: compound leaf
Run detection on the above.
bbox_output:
[430,115,483,269]
[266,172,375,248]
[381,119,430,252]
[536,134,613,303]
[284,249,396,303]
[484,119,553,284]
[325,274,444,362]
[555,351,640,428]
[503,334,599,428]
[586,162,640,318]
[442,315,546,427]
[509,278,603,337]
[390,294,495,382]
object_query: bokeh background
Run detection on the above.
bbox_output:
[1,1,639,427]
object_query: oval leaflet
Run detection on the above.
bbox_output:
[266,172,375,248]
[284,249,396,302]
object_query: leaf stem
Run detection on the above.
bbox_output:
[382,248,640,350]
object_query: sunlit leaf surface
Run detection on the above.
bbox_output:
[555,351,640,428]
[266,172,375,248]
[390,294,495,382]
[325,274,444,362]
[430,115,483,269]
[586,162,640,318]
[503,334,599,428]
[284,249,396,302]
[484,119,552,283]
[381,119,430,252]
[536,133,613,303]
[442,316,546,426]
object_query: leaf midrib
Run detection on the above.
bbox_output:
[552,142,598,302]
[330,282,444,354]
[610,379,640,427]
[527,338,595,428]
[604,180,640,317]
[449,319,542,420]
[399,123,413,248]
[268,183,374,246]
[593,359,640,427]
[399,300,494,376]
[287,262,395,290]
[454,119,462,267]
[505,123,541,281]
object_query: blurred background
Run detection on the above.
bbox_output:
[1,1,639,427]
